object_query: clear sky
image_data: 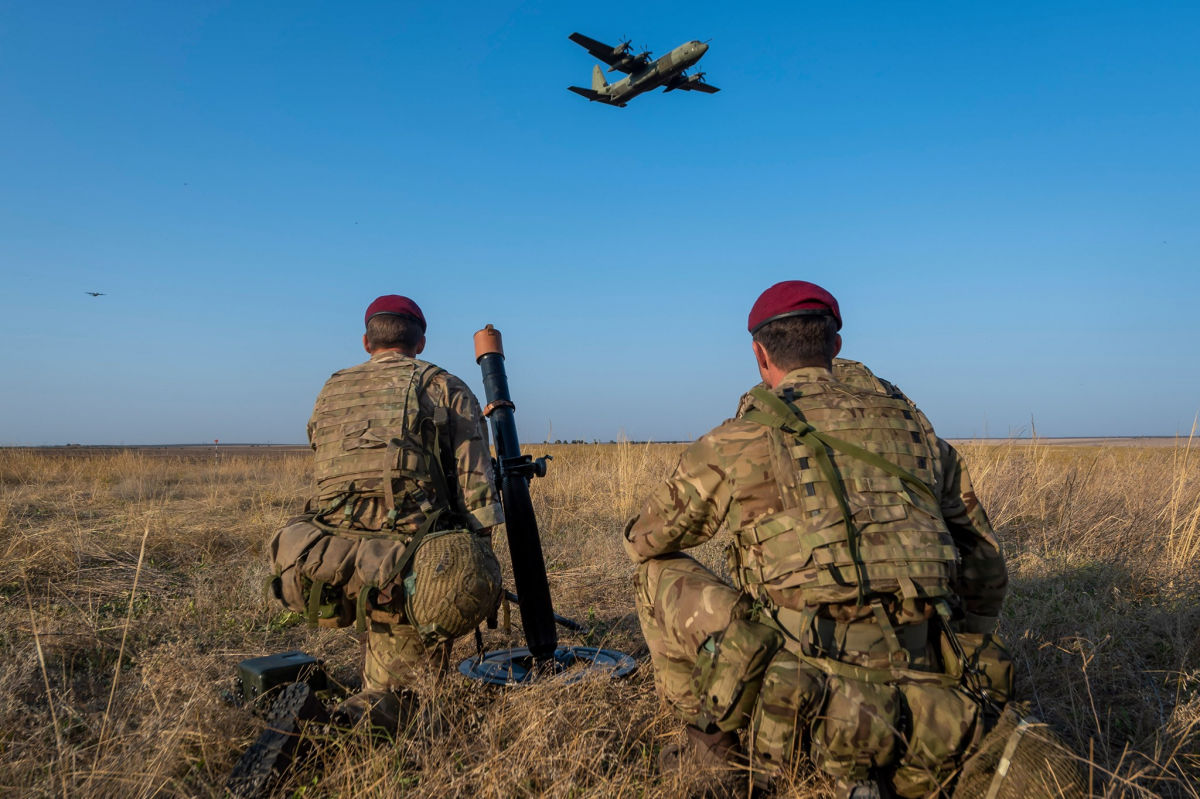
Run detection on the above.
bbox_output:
[2,1,1197,445]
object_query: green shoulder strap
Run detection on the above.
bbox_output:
[742,386,937,605]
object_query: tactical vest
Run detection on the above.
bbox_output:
[308,356,449,522]
[733,359,911,419]
[831,358,911,400]
[734,377,959,615]
[273,354,502,640]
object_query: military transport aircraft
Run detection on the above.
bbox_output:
[567,32,718,107]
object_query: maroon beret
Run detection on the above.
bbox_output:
[364,295,426,332]
[748,281,841,334]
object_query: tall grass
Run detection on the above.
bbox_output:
[0,441,1196,797]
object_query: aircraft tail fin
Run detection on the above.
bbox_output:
[591,64,608,91]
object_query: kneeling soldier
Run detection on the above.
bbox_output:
[269,295,503,731]
[625,281,1015,798]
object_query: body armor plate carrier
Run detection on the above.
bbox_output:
[738,380,957,613]
[270,355,501,641]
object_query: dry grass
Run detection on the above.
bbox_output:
[0,440,1197,797]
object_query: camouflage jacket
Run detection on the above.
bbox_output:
[624,360,1007,634]
[307,351,503,533]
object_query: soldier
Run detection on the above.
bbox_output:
[272,294,503,730]
[625,281,1010,798]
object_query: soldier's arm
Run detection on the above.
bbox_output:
[624,434,733,563]
[938,439,1008,633]
[442,374,505,530]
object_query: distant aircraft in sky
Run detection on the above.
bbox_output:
[85,291,105,297]
[567,33,718,107]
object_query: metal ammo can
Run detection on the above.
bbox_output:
[235,651,327,706]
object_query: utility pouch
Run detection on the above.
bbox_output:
[940,631,1015,705]
[892,680,982,798]
[691,618,784,732]
[268,514,360,629]
[749,649,826,773]
[812,676,900,783]
[268,514,327,616]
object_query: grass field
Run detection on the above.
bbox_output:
[1,440,1197,797]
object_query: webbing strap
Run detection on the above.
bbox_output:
[306,579,327,626]
[795,648,958,688]
[382,439,400,514]
[423,408,456,514]
[870,600,907,667]
[355,587,373,633]
[934,599,998,711]
[322,493,351,517]
[985,718,1034,799]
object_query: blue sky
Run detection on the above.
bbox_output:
[1,1,1197,444]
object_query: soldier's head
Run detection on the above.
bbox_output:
[748,281,842,385]
[362,295,427,356]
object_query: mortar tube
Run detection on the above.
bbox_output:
[474,326,559,663]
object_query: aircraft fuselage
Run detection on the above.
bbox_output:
[603,41,708,105]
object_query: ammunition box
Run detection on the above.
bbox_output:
[236,651,327,706]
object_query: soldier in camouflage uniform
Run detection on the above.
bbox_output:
[625,281,1008,798]
[305,295,503,727]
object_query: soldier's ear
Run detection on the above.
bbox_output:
[752,339,770,372]
[833,334,842,358]
[414,335,426,355]
[363,333,372,354]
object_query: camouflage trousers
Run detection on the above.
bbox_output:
[635,554,987,797]
[634,553,752,726]
[362,620,452,692]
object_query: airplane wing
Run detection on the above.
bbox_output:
[568,32,637,73]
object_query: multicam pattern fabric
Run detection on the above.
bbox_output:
[361,618,452,691]
[297,350,503,679]
[626,362,1006,629]
[635,552,993,795]
[634,556,752,725]
[308,351,503,532]
[626,361,1009,793]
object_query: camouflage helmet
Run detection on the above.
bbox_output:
[954,702,1087,799]
[403,530,502,643]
